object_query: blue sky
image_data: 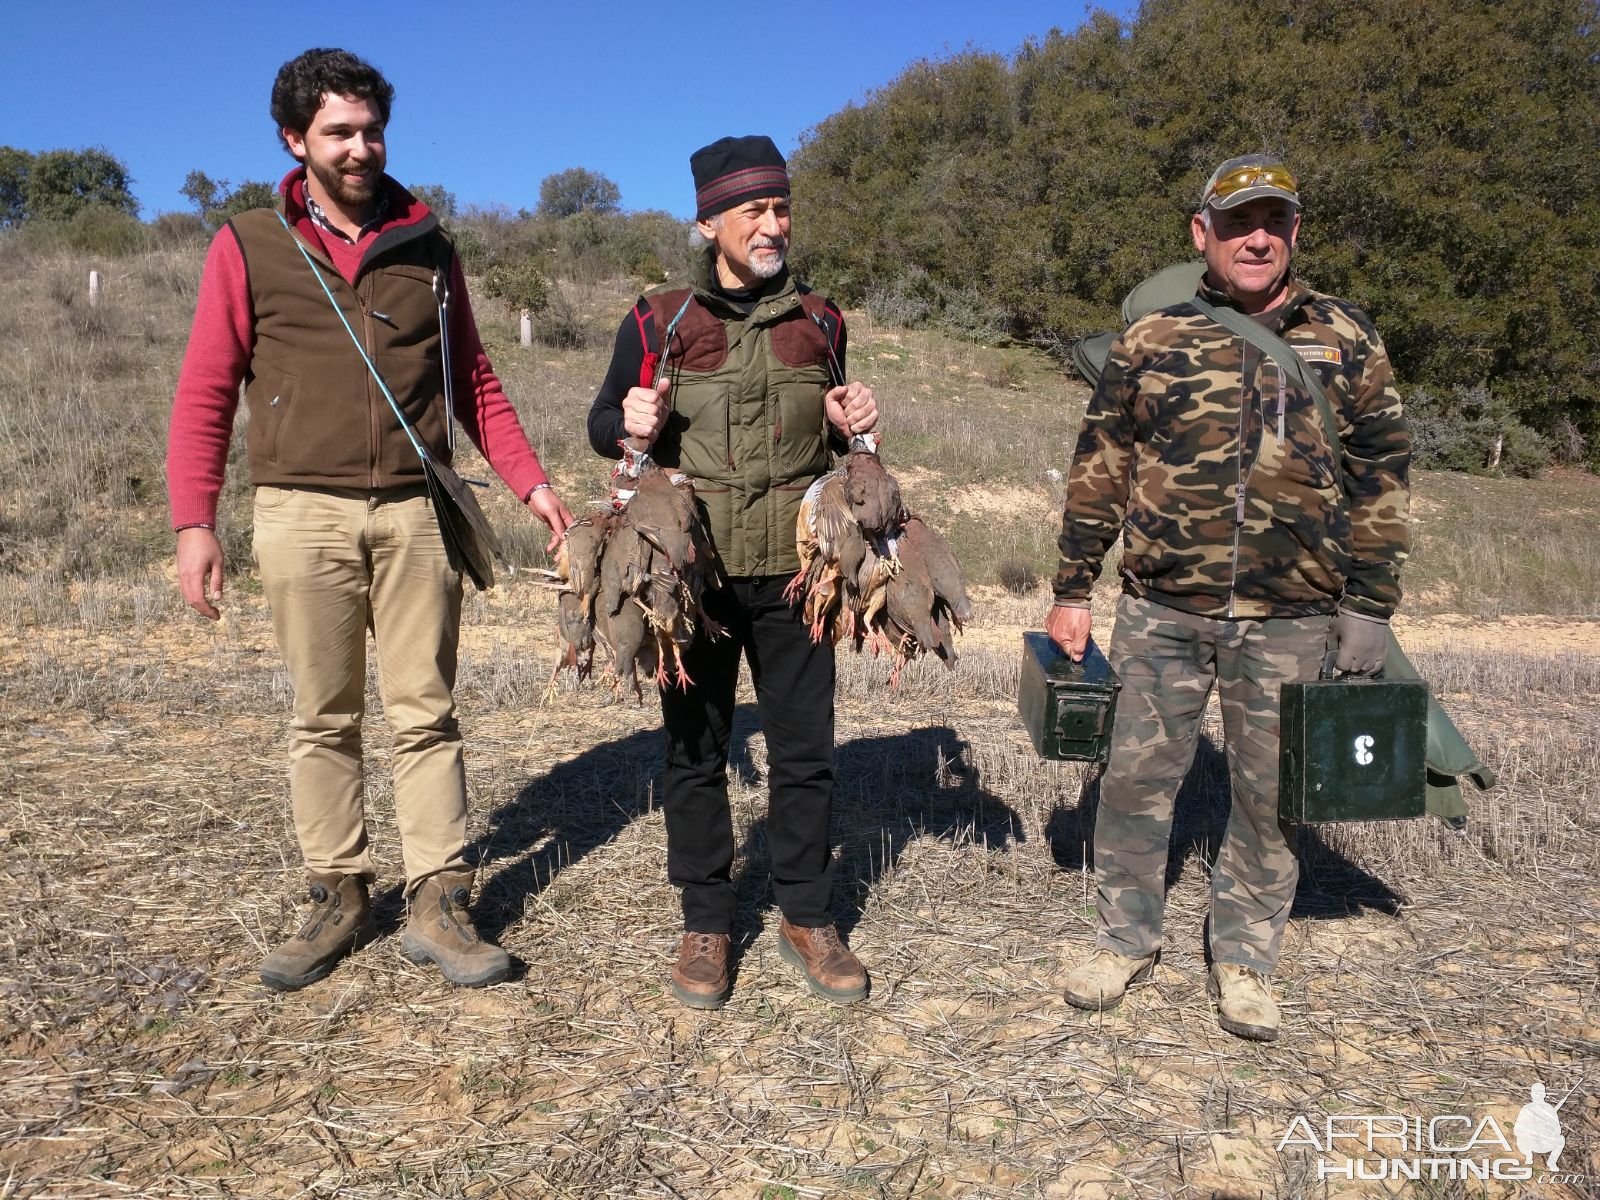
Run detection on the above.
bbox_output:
[2,0,1134,219]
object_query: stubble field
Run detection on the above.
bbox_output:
[1,233,1597,1199]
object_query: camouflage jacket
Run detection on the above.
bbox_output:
[1054,277,1411,620]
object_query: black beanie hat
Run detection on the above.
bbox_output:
[690,135,790,221]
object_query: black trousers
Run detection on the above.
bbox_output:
[659,575,837,932]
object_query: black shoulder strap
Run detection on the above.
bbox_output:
[1190,294,1346,493]
[802,293,846,389]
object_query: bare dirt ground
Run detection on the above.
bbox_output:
[2,245,1597,1197]
[2,577,1598,1200]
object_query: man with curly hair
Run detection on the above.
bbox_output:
[167,48,572,991]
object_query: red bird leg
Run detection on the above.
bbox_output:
[672,646,695,690]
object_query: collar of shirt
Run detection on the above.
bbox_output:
[305,188,390,244]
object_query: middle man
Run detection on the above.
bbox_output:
[587,135,879,1010]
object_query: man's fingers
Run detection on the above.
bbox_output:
[1046,605,1091,662]
[183,577,220,621]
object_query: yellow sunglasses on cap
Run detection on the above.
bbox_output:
[1206,164,1299,204]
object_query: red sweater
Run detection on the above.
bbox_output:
[166,170,548,529]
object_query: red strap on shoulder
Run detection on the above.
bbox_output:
[632,301,658,388]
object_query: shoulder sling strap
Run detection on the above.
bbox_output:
[1189,293,1346,492]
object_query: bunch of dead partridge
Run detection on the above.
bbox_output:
[545,445,972,693]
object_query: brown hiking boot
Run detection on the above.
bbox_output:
[777,919,869,1004]
[259,872,371,991]
[670,932,732,1009]
[1209,962,1280,1042]
[399,871,513,988]
[1062,947,1156,1011]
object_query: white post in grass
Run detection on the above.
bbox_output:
[1488,434,1504,471]
[519,308,533,348]
[88,270,102,307]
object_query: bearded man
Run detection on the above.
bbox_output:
[167,47,572,991]
[588,135,879,1009]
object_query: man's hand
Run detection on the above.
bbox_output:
[1330,609,1388,676]
[177,527,224,621]
[527,486,575,555]
[825,381,878,438]
[622,377,671,445]
[1046,602,1091,662]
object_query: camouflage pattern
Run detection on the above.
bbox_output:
[1055,277,1411,621]
[1094,594,1330,971]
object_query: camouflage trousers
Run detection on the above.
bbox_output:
[1093,593,1331,972]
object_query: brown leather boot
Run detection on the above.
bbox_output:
[670,932,732,1009]
[259,872,371,991]
[400,871,513,988]
[777,918,869,1004]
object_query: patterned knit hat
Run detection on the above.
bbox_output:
[691,135,790,221]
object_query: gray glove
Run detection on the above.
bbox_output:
[1330,608,1389,676]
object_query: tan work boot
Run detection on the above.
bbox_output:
[670,932,732,1009]
[1062,947,1156,1011]
[259,872,371,991]
[400,871,513,987]
[1210,962,1280,1041]
[777,919,869,1004]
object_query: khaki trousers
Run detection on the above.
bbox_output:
[253,484,468,891]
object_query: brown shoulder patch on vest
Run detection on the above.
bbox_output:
[770,293,830,368]
[652,291,727,373]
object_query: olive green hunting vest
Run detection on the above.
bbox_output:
[642,254,836,577]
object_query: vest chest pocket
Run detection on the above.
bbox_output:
[770,363,832,482]
[250,373,299,464]
[369,263,443,352]
[668,372,736,477]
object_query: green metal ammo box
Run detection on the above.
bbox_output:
[1018,632,1121,763]
[1279,678,1429,822]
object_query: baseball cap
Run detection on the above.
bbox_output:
[1200,154,1300,211]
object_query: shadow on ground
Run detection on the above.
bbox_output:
[1044,730,1403,923]
[474,707,1023,962]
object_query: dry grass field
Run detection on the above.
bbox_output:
[1,235,1598,1199]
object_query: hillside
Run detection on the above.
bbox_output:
[1,237,1597,1198]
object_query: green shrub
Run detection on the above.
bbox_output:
[1408,385,1550,478]
[481,261,552,316]
[148,212,207,248]
[59,206,147,256]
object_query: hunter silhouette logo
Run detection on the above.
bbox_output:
[1353,734,1375,766]
[1278,1078,1588,1183]
[1514,1082,1565,1169]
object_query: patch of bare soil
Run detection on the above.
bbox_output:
[1,585,1597,1198]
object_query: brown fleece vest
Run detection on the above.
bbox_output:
[228,207,453,490]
